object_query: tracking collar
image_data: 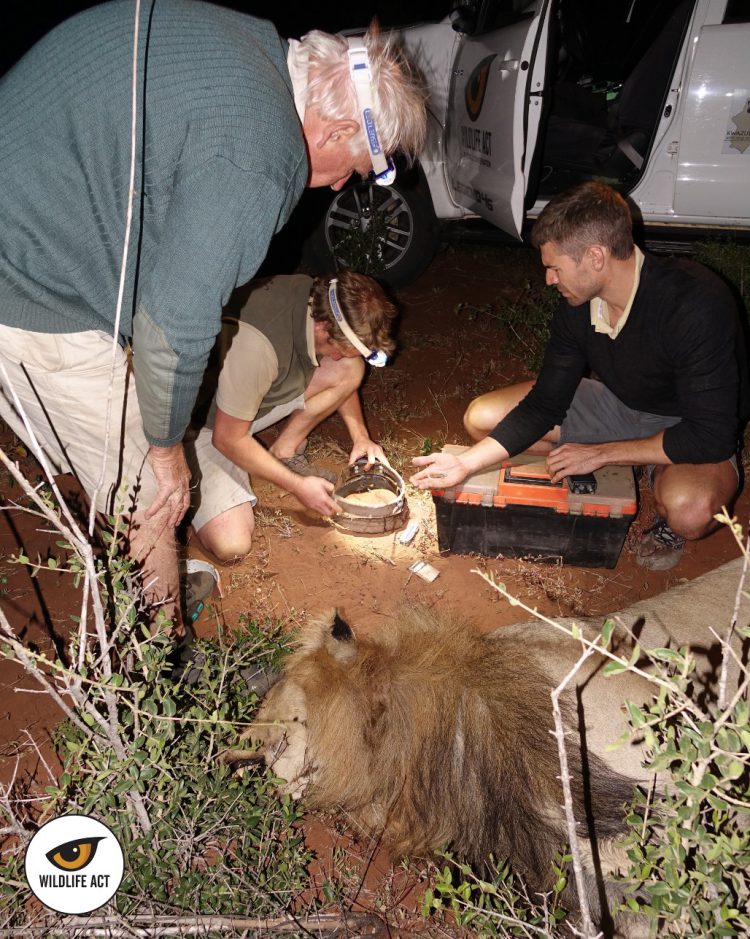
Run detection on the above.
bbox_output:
[347,37,396,187]
[328,278,389,367]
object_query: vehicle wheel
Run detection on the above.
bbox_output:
[305,173,440,289]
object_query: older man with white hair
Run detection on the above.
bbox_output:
[0,0,426,629]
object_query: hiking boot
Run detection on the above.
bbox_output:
[238,663,281,698]
[169,570,218,684]
[183,569,217,624]
[171,638,205,686]
[279,452,337,484]
[635,517,686,571]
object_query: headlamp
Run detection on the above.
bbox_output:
[347,37,396,187]
[367,159,396,187]
[328,278,389,367]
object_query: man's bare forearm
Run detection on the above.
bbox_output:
[337,391,370,442]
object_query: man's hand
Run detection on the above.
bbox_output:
[145,443,192,526]
[410,452,469,489]
[349,436,388,469]
[546,443,607,484]
[292,475,340,516]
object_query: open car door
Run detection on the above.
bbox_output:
[445,0,553,238]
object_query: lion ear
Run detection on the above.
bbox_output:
[331,609,354,642]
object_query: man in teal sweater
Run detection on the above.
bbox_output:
[0,0,426,629]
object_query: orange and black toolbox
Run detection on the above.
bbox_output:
[430,446,638,568]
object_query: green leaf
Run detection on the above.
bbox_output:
[603,660,628,676]
[601,618,616,646]
[648,647,684,663]
[162,697,177,718]
[725,760,745,780]
[627,701,646,727]
[707,793,730,812]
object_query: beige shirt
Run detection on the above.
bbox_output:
[216,313,317,423]
[589,245,645,339]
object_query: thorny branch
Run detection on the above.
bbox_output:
[0,911,382,937]
[715,508,750,709]
[550,646,603,939]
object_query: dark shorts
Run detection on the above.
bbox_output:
[559,378,681,444]
[559,378,739,478]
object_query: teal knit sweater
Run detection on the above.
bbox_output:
[0,0,308,446]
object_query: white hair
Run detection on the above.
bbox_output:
[298,22,426,163]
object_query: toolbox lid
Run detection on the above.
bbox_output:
[430,446,637,518]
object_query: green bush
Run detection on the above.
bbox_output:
[0,604,311,929]
[693,240,749,310]
[423,852,570,937]
[618,641,750,935]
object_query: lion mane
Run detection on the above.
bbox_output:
[227,606,648,931]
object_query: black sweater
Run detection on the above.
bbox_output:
[490,254,749,464]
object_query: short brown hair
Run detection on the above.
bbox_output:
[310,271,397,357]
[530,181,634,261]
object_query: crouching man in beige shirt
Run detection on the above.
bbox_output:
[186,271,396,561]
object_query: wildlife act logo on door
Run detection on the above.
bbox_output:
[464,53,496,122]
[24,814,124,914]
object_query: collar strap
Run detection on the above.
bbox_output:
[328,278,389,367]
[346,37,396,187]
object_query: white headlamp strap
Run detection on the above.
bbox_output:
[328,278,388,367]
[346,37,396,186]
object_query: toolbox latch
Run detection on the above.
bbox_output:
[567,473,597,495]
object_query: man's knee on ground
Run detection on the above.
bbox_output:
[196,508,255,563]
[198,529,254,564]
[655,462,738,541]
[659,487,724,541]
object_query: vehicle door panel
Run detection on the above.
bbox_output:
[445,0,552,237]
[674,23,750,221]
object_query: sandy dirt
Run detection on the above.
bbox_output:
[1,241,747,922]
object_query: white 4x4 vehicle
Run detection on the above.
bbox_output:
[309,0,750,286]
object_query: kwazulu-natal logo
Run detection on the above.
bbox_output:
[465,54,497,122]
[24,814,124,914]
[725,98,750,154]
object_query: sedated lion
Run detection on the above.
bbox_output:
[223,604,669,936]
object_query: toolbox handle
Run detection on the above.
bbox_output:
[503,466,563,488]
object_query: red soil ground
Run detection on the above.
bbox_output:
[2,241,747,925]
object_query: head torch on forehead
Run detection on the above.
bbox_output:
[347,37,396,187]
[328,279,389,367]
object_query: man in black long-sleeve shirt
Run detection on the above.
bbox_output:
[412,182,747,570]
